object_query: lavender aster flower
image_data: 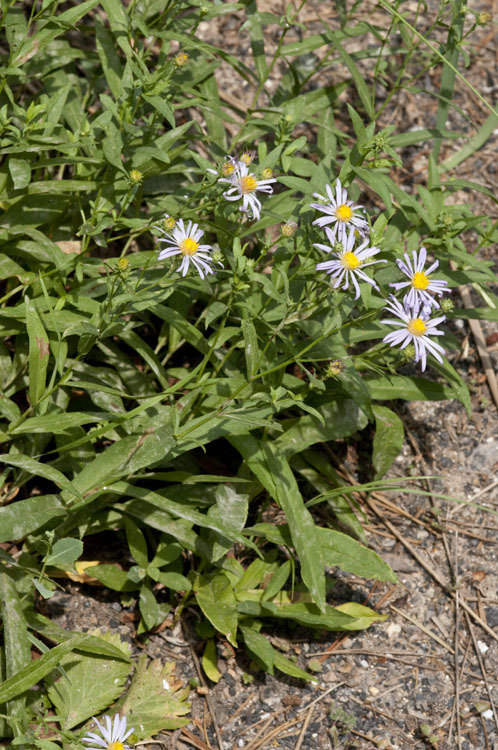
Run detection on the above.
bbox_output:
[219,161,276,221]
[381,295,446,372]
[82,714,134,750]
[390,247,448,311]
[156,218,219,280]
[315,227,385,300]
[310,179,368,241]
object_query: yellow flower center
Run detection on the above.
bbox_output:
[240,152,254,165]
[240,175,258,194]
[335,204,353,222]
[179,237,199,255]
[108,743,125,750]
[222,162,234,176]
[412,271,429,290]
[408,318,426,336]
[341,252,359,270]
[261,168,273,179]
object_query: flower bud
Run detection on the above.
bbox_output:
[326,360,344,378]
[129,169,143,185]
[239,150,255,166]
[440,297,454,313]
[282,221,297,237]
[261,168,273,179]
[118,257,129,271]
[163,216,176,231]
[175,51,189,67]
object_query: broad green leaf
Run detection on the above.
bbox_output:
[139,582,160,631]
[0,637,100,704]
[372,405,404,480]
[26,612,132,662]
[272,649,316,682]
[115,656,190,739]
[10,412,104,435]
[230,436,326,612]
[95,18,123,99]
[317,528,396,582]
[202,639,222,683]
[45,538,83,569]
[334,602,388,629]
[26,296,50,406]
[240,625,274,674]
[90,564,139,592]
[124,517,149,569]
[0,454,76,498]
[241,319,259,378]
[195,573,238,646]
[45,631,131,729]
[366,374,462,402]
[8,158,31,190]
[0,495,66,543]
[276,399,368,456]
[0,569,31,731]
[65,426,175,504]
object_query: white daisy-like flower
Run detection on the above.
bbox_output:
[390,247,448,311]
[156,218,218,280]
[310,179,369,241]
[82,713,134,750]
[381,295,446,372]
[219,161,276,221]
[315,227,385,300]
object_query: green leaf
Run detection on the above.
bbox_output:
[0,454,77,498]
[26,296,50,406]
[139,581,160,631]
[115,656,190,739]
[8,158,31,190]
[0,495,66,543]
[195,573,238,646]
[202,639,222,683]
[241,319,259,378]
[0,637,99,704]
[240,625,274,674]
[272,649,316,682]
[372,405,404,480]
[333,42,373,119]
[45,631,132,730]
[124,517,149,569]
[317,528,396,582]
[334,602,388,629]
[10,412,104,435]
[276,399,368,456]
[95,18,123,99]
[366,374,462,402]
[90,564,139,592]
[44,538,83,569]
[25,612,132,662]
[230,437,326,612]
[0,569,31,731]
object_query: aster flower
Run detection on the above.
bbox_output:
[390,247,448,311]
[315,227,385,300]
[82,713,134,750]
[156,218,219,280]
[310,179,369,241]
[381,295,446,372]
[219,161,276,221]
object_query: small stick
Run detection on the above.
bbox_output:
[294,704,314,750]
[189,645,223,750]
